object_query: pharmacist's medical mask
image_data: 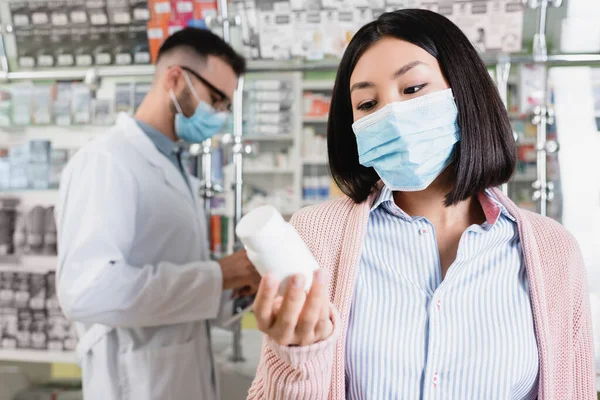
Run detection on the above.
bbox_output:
[171,72,227,143]
[352,89,460,191]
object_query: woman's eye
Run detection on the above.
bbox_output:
[357,100,376,111]
[403,84,427,95]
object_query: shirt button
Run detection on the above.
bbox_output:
[436,299,441,310]
[419,228,428,235]
[432,372,439,387]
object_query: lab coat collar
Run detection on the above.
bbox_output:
[117,113,197,208]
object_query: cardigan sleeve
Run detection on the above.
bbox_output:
[246,304,341,400]
[571,245,596,399]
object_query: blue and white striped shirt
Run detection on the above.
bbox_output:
[345,186,539,399]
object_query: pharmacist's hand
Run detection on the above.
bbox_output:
[254,269,333,346]
[218,250,261,294]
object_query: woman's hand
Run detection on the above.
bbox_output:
[254,269,333,347]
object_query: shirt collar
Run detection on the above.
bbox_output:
[135,119,180,158]
[480,189,516,224]
[370,185,516,225]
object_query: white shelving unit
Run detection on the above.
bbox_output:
[0,349,76,364]
[0,255,57,273]
[303,116,328,123]
[301,81,335,208]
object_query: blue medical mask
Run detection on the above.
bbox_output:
[171,72,228,143]
[352,88,460,192]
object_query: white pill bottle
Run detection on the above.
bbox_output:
[236,205,320,294]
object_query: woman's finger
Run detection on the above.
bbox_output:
[253,274,279,332]
[271,274,307,344]
[296,269,328,342]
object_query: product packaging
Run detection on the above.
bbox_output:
[52,27,75,67]
[50,149,69,189]
[14,273,30,310]
[194,0,218,20]
[92,98,114,125]
[11,84,33,126]
[0,308,18,349]
[149,0,173,23]
[16,309,32,349]
[30,310,47,350]
[236,205,320,294]
[90,26,113,66]
[72,26,94,67]
[32,85,53,125]
[71,84,92,124]
[147,21,168,64]
[9,144,29,189]
[0,273,15,308]
[115,83,135,115]
[134,83,152,112]
[0,88,13,127]
[54,83,73,126]
[131,0,152,22]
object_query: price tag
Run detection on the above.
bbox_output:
[91,13,108,25]
[116,53,132,65]
[32,12,49,25]
[37,55,54,67]
[58,54,74,66]
[95,53,111,65]
[113,11,131,24]
[51,13,68,26]
[13,14,29,26]
[177,1,193,13]
[134,52,150,64]
[71,10,87,23]
[133,8,150,20]
[19,57,35,68]
[154,2,171,14]
[76,54,93,66]
[147,28,164,39]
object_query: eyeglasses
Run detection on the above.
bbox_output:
[178,65,232,112]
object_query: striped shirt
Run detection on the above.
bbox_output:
[345,186,539,399]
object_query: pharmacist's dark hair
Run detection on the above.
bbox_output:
[157,27,246,76]
[328,9,516,206]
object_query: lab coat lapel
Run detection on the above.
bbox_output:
[118,113,196,209]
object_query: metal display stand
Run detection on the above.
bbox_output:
[0,0,599,366]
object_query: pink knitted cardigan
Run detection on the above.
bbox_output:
[247,188,595,400]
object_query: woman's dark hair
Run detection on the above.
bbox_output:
[328,9,516,206]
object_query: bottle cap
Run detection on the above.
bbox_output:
[236,205,286,254]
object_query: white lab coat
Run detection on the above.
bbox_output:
[55,113,232,400]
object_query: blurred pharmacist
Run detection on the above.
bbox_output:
[248,10,595,400]
[55,28,260,400]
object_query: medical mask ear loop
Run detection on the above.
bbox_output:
[183,71,203,104]
[169,90,184,114]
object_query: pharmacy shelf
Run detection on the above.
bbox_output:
[302,159,328,166]
[302,80,335,91]
[243,167,295,174]
[511,174,538,183]
[0,125,106,148]
[0,349,77,364]
[242,134,295,141]
[516,138,537,146]
[0,189,59,207]
[0,255,58,273]
[303,116,328,123]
